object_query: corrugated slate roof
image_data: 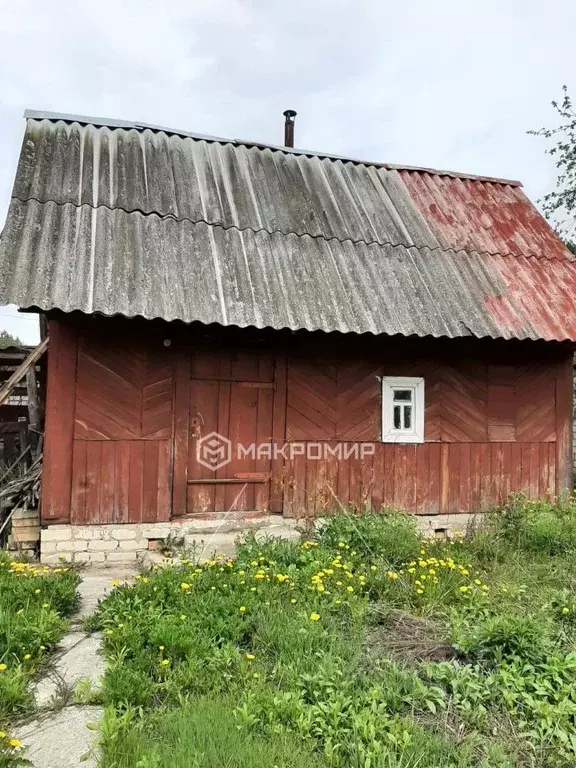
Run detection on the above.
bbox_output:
[0,110,575,342]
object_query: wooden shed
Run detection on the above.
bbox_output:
[0,110,575,553]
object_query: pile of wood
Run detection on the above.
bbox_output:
[0,339,48,551]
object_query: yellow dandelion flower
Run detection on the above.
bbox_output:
[180,582,191,591]
[239,606,247,613]
[309,613,321,621]
[8,738,22,749]
[416,589,424,595]
[160,659,170,666]
[290,598,297,604]
[246,653,256,660]
[562,607,570,614]
[23,654,31,660]
[0,664,6,671]
[347,586,354,593]
[370,565,377,572]
[459,586,469,593]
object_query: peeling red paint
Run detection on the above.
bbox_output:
[400,171,572,262]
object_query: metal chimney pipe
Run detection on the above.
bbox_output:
[283,110,297,148]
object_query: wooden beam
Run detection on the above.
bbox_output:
[0,337,48,406]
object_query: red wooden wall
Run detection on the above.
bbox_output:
[41,316,574,524]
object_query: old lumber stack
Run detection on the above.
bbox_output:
[0,339,48,556]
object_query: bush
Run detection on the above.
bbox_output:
[452,614,553,665]
[495,495,576,555]
[316,513,420,566]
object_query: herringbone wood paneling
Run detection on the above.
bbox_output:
[287,359,380,440]
[515,364,556,442]
[74,336,174,440]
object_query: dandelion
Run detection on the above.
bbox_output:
[370,565,377,572]
[7,738,22,749]
[180,582,191,591]
[459,586,469,593]
[416,589,424,595]
[309,613,320,621]
[562,607,570,614]
[159,645,165,651]
[253,672,260,678]
[0,730,5,739]
[160,659,170,666]
[42,603,49,608]
[34,589,41,594]
[23,654,31,660]
[180,615,186,620]
[290,598,297,604]
[386,571,399,580]
[347,586,354,593]
[239,606,247,613]
[246,653,256,660]
[0,663,6,672]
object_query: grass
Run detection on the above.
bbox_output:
[90,494,576,767]
[0,553,79,766]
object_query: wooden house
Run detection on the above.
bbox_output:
[0,110,574,561]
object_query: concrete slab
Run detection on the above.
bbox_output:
[76,565,137,618]
[17,706,102,768]
[33,632,105,708]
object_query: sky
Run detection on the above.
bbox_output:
[0,0,574,344]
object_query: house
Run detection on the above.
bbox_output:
[0,109,574,563]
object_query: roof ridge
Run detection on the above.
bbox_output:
[13,195,570,263]
[23,109,522,187]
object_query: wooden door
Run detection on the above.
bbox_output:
[187,350,275,514]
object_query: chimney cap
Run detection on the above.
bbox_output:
[283,109,297,119]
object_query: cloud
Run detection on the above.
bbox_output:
[0,0,574,340]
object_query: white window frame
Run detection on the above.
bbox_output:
[381,376,424,443]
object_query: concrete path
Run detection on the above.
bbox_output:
[14,566,136,768]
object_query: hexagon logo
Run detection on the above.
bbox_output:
[196,431,232,471]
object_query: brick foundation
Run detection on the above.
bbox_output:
[39,513,481,565]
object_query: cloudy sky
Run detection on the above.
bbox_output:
[0,0,574,343]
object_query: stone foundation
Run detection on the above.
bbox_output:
[40,512,481,565]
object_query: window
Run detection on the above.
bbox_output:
[381,377,424,443]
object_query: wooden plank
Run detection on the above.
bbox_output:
[0,337,48,406]
[42,323,76,522]
[85,441,103,524]
[382,444,394,508]
[100,441,117,524]
[271,355,287,514]
[114,442,131,524]
[529,443,540,500]
[520,443,531,495]
[458,443,471,513]
[510,442,522,494]
[172,354,190,517]
[428,443,441,514]
[157,440,171,522]
[214,379,231,511]
[440,444,449,513]
[26,366,41,457]
[555,351,573,496]
[128,441,144,523]
[142,441,160,523]
[371,444,384,512]
[70,441,87,524]
[254,384,273,512]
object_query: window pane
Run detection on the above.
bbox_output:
[393,405,401,429]
[404,405,412,430]
[393,389,412,402]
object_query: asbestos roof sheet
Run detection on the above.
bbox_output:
[0,111,575,342]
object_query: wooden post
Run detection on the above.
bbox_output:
[26,366,41,458]
[555,348,574,498]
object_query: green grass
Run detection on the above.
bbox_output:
[91,496,576,768]
[0,553,80,764]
